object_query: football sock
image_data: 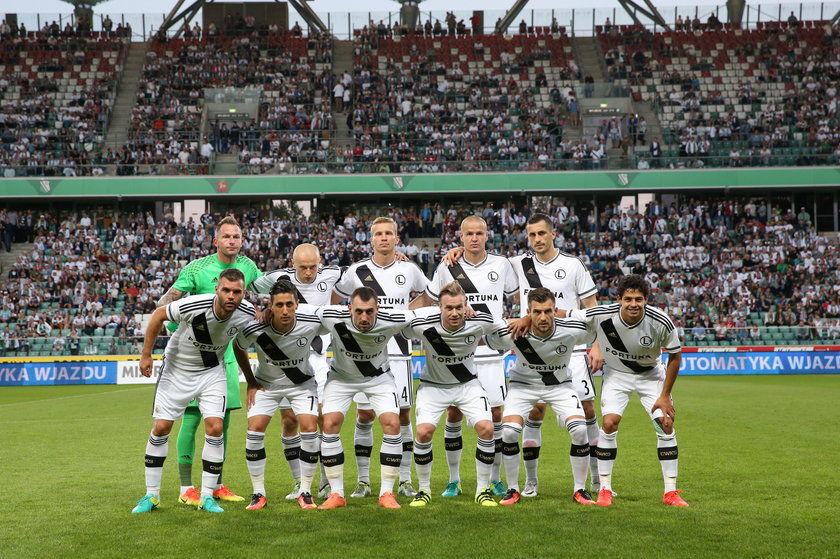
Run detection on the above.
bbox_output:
[354,420,374,484]
[444,420,463,483]
[176,407,202,487]
[414,440,433,493]
[522,418,542,484]
[318,433,328,488]
[475,437,496,494]
[144,432,168,499]
[596,429,618,490]
[201,434,224,497]
[245,430,267,496]
[321,433,345,497]
[299,431,320,494]
[501,422,522,492]
[491,421,503,482]
[657,430,678,493]
[567,418,591,491]
[380,434,403,496]
[281,434,301,482]
[586,416,601,489]
[399,422,414,483]
[219,410,231,484]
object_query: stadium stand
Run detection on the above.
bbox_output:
[0,33,129,177]
[598,21,840,168]
[343,25,579,172]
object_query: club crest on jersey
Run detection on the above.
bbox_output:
[465,335,476,344]
[395,274,406,285]
[226,326,238,337]
[640,336,653,347]
[554,269,567,280]
[374,335,386,343]
[317,282,327,292]
[556,345,568,354]
[487,271,499,282]
[296,338,308,347]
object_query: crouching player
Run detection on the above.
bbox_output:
[233,278,328,510]
[486,287,597,506]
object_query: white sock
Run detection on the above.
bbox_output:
[414,440,433,493]
[318,433,328,489]
[475,437,495,494]
[501,422,522,492]
[522,418,542,484]
[586,416,601,489]
[444,420,463,483]
[491,421,503,483]
[245,430,267,496]
[201,434,224,497]
[657,431,678,493]
[399,422,414,483]
[144,432,169,499]
[321,434,345,497]
[567,419,590,492]
[299,431,320,494]
[281,434,301,483]
[597,429,617,491]
[354,420,374,484]
[379,433,402,495]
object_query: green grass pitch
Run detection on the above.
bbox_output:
[1,375,836,559]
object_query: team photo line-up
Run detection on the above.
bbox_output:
[132,212,687,513]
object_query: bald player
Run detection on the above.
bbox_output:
[253,244,344,499]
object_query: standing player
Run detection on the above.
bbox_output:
[508,213,604,497]
[484,288,596,506]
[157,216,262,506]
[564,274,687,507]
[416,216,517,498]
[252,243,343,500]
[131,269,256,513]
[316,287,416,509]
[332,217,428,498]
[232,278,328,510]
[403,282,509,507]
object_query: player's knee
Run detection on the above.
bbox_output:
[399,408,411,424]
[491,407,502,422]
[322,414,343,433]
[522,439,538,448]
[280,412,299,434]
[152,421,172,437]
[379,413,400,435]
[357,409,376,423]
[416,423,435,442]
[475,420,493,440]
[205,423,223,438]
[566,420,589,447]
[528,402,546,418]
[602,415,621,433]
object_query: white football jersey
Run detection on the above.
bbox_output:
[316,305,415,381]
[486,318,594,385]
[252,265,343,354]
[334,257,428,357]
[235,307,328,387]
[569,303,681,375]
[403,307,508,386]
[509,250,597,314]
[426,253,518,318]
[164,293,256,373]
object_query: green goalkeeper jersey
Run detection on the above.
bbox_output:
[168,253,262,409]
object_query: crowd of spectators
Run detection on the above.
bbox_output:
[0,33,128,177]
[2,195,839,356]
[337,25,580,173]
[600,20,840,168]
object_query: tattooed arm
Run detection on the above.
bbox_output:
[156,287,185,308]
